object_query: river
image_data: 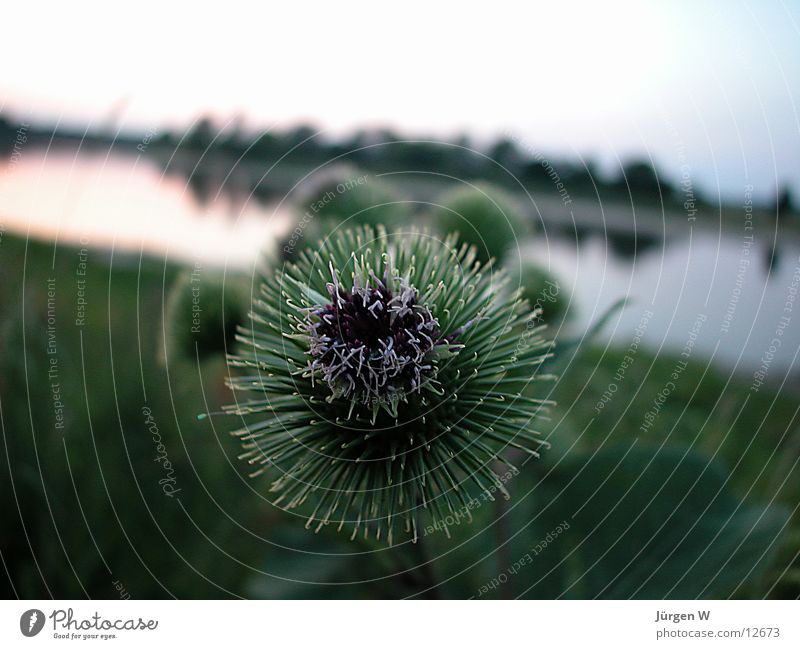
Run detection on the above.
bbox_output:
[2,149,798,376]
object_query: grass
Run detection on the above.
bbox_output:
[1,231,797,598]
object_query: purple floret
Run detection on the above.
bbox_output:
[304,272,440,405]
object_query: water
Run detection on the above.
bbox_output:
[0,150,290,268]
[527,226,800,375]
[2,150,799,375]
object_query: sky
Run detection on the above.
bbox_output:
[2,0,799,202]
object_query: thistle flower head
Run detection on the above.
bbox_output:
[305,265,441,414]
[223,226,553,544]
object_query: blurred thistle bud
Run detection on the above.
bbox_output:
[516,260,569,329]
[163,270,248,364]
[428,182,532,264]
[281,165,411,261]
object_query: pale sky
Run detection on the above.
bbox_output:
[2,0,800,201]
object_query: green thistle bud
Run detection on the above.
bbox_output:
[223,226,553,544]
[163,270,248,364]
[517,260,569,328]
[428,182,531,264]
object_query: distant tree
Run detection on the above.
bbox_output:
[390,140,448,172]
[283,124,317,147]
[185,116,217,151]
[279,124,325,162]
[616,159,673,199]
[562,160,600,192]
[0,116,14,153]
[451,134,483,177]
[338,129,381,166]
[219,114,248,155]
[775,185,794,217]
[487,137,525,178]
[520,158,554,185]
[249,129,280,159]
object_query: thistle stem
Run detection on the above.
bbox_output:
[409,536,442,599]
[494,496,512,599]
[494,455,523,598]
